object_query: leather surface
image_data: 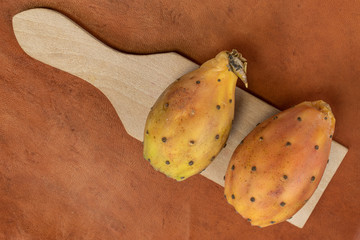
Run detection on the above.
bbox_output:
[0,0,359,239]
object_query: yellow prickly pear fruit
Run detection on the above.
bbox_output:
[143,50,248,181]
[224,101,335,227]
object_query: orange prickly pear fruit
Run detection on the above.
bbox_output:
[143,50,248,181]
[224,101,335,227]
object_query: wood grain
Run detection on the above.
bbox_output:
[12,8,349,229]
[0,0,359,239]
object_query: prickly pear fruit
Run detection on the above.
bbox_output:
[224,100,335,227]
[143,50,248,181]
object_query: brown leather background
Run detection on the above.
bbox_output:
[1,0,359,239]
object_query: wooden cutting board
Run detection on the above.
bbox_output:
[12,8,348,228]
